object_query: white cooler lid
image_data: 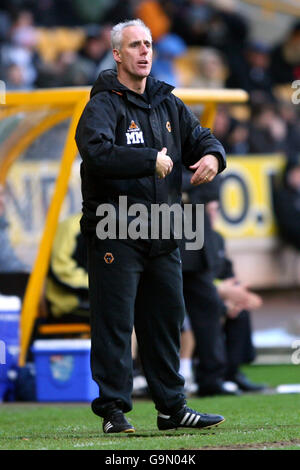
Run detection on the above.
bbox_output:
[0,294,21,312]
[33,339,91,351]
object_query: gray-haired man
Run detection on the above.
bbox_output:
[76,19,226,434]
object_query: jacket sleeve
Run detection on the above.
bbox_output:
[48,214,88,293]
[75,93,157,179]
[175,97,226,173]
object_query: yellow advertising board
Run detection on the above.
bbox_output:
[215,154,285,239]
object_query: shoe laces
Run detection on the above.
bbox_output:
[182,406,205,417]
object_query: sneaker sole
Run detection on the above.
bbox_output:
[158,418,226,431]
[200,418,226,429]
[104,427,135,434]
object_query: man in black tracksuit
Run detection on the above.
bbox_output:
[75,19,226,434]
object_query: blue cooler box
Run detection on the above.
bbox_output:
[32,339,98,402]
[0,295,21,401]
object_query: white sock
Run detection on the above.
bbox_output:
[179,358,193,379]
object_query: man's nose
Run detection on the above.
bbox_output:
[140,44,148,54]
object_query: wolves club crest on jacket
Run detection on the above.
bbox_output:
[126,120,144,145]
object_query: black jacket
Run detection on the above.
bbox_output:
[180,169,222,272]
[75,70,226,255]
[210,230,234,280]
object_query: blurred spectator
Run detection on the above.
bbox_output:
[226,41,273,102]
[270,21,300,85]
[0,9,11,42]
[171,0,248,66]
[151,33,186,86]
[277,101,300,162]
[193,47,227,88]
[0,9,40,89]
[213,105,249,154]
[170,0,214,46]
[35,24,115,87]
[273,158,300,252]
[179,47,227,89]
[248,102,289,154]
[2,63,27,90]
[206,1,249,53]
[79,24,115,82]
[100,0,135,26]
[35,50,90,88]
[0,184,28,273]
[35,27,86,65]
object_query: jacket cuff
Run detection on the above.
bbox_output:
[147,149,158,174]
[209,152,226,173]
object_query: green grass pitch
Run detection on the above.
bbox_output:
[1,365,300,450]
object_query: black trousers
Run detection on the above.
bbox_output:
[87,236,186,417]
[182,271,227,388]
[224,310,256,379]
[183,271,255,387]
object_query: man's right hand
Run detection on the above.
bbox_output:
[156,147,173,179]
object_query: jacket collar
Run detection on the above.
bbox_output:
[91,69,174,109]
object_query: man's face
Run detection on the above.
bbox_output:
[113,26,152,79]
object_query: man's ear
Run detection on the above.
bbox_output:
[113,48,122,64]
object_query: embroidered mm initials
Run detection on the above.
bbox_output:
[126,120,144,145]
[126,131,144,144]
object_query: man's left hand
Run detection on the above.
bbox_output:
[189,154,219,185]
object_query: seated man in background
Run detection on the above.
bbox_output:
[180,170,266,396]
[44,213,90,324]
[273,157,300,253]
[206,200,265,392]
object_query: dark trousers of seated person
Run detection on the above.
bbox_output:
[224,309,256,380]
[182,270,227,389]
[183,271,255,388]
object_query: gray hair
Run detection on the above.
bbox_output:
[111,19,152,50]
